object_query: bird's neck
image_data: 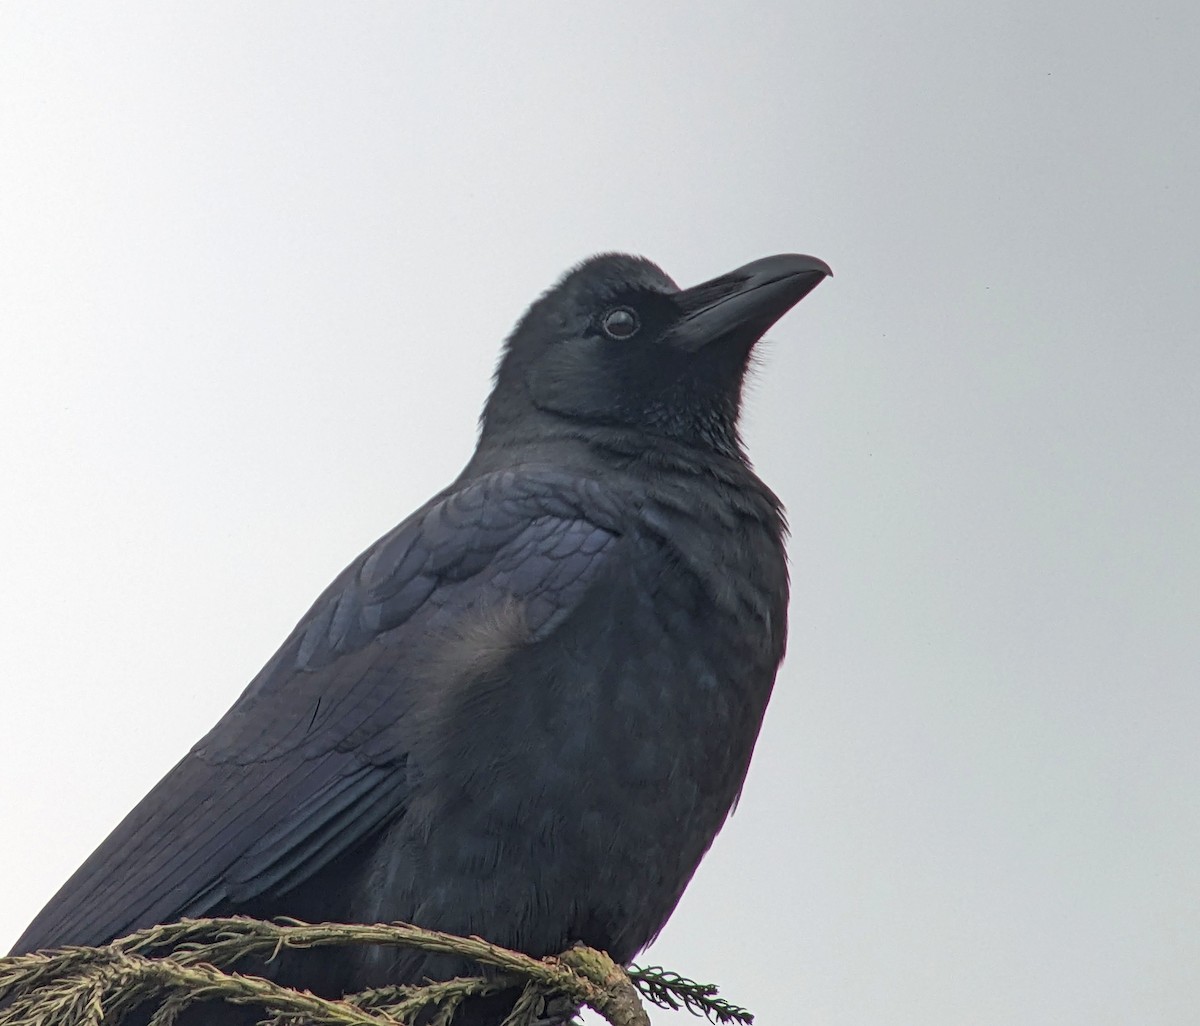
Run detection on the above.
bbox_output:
[465,420,782,530]
[473,405,752,472]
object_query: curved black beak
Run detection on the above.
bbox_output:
[670,253,831,352]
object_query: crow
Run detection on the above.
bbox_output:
[9,251,830,1021]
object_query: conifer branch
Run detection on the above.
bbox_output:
[0,917,751,1026]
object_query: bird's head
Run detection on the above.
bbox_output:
[478,252,830,459]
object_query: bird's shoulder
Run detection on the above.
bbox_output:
[307,464,633,657]
[192,465,634,763]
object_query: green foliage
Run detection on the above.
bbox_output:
[627,967,753,1026]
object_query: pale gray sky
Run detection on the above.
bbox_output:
[2,4,1198,1024]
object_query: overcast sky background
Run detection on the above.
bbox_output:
[2,4,1198,1024]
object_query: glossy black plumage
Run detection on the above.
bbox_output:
[10,251,829,1020]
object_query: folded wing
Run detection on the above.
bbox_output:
[12,468,622,952]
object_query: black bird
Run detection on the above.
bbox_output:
[10,251,830,1018]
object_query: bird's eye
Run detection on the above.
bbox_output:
[601,307,640,340]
